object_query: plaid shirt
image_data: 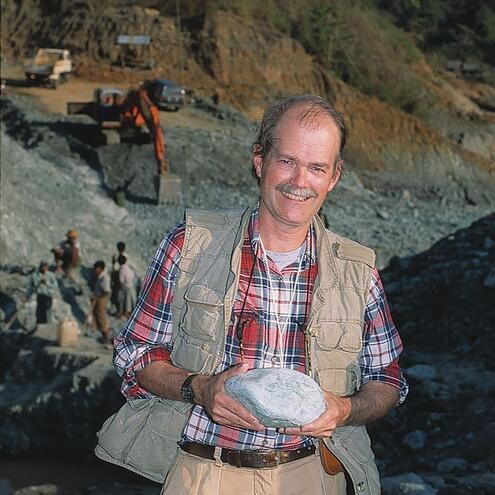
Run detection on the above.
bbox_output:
[114,206,408,451]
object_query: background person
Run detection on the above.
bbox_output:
[52,229,81,279]
[116,255,137,319]
[27,261,58,323]
[91,260,111,343]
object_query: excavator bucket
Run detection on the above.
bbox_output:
[156,173,183,205]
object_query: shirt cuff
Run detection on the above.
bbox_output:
[361,359,409,405]
[122,346,172,398]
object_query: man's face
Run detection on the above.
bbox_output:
[94,266,102,277]
[253,111,341,230]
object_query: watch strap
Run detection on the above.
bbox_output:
[180,373,198,403]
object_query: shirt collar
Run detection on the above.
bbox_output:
[248,200,317,266]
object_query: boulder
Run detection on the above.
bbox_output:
[381,473,438,495]
[225,368,326,427]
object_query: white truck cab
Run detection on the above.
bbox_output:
[24,48,72,89]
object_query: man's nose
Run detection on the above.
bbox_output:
[291,165,309,188]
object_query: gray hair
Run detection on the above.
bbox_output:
[252,94,348,182]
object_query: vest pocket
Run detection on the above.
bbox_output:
[315,322,362,352]
[125,398,191,478]
[315,367,352,396]
[171,332,217,373]
[96,398,191,483]
[181,284,224,339]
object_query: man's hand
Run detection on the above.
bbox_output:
[193,363,265,431]
[280,382,400,438]
[280,391,351,438]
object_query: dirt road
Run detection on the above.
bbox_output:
[2,66,222,130]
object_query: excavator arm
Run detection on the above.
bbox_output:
[122,88,169,174]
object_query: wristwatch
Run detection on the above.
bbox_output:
[180,374,198,403]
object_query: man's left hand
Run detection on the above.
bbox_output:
[280,391,352,438]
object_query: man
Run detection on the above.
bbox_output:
[52,229,81,278]
[91,260,111,343]
[112,94,408,495]
[27,261,58,323]
[111,242,138,314]
[111,241,127,313]
[116,254,137,319]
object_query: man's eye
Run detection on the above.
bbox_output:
[311,166,325,173]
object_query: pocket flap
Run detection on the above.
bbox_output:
[185,284,223,306]
[316,322,362,352]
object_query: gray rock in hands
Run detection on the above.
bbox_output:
[225,367,326,428]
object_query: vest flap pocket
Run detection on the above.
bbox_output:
[171,332,217,373]
[181,285,224,340]
[145,399,192,437]
[315,367,350,396]
[316,322,362,352]
[185,284,223,306]
[124,398,191,478]
[96,398,191,482]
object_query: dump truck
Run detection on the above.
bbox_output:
[68,84,182,205]
[24,48,72,89]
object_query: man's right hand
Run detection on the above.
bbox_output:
[193,363,265,431]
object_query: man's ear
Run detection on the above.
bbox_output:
[252,144,263,179]
[327,159,343,193]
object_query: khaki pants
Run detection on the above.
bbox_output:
[161,448,346,495]
[92,295,109,336]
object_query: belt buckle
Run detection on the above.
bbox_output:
[263,451,278,468]
[278,450,289,464]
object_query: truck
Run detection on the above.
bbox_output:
[24,48,72,89]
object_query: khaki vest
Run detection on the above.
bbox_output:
[96,205,380,495]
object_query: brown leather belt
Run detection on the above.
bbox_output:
[180,442,316,469]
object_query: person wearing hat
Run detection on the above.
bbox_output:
[27,261,59,323]
[52,229,81,279]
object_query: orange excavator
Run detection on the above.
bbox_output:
[67,82,181,204]
[121,85,168,175]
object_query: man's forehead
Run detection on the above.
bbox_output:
[274,104,339,137]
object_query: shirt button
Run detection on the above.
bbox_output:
[271,356,280,364]
[262,440,268,446]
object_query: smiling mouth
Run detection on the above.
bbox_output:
[275,183,317,201]
[280,191,311,202]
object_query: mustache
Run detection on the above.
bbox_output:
[275,182,317,199]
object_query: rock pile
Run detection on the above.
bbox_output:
[372,213,495,494]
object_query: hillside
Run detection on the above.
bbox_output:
[1,0,495,176]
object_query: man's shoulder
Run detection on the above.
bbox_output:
[184,207,245,229]
[322,228,376,268]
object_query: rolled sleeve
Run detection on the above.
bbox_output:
[359,268,409,404]
[113,222,185,398]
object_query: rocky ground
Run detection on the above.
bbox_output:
[1,88,495,494]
